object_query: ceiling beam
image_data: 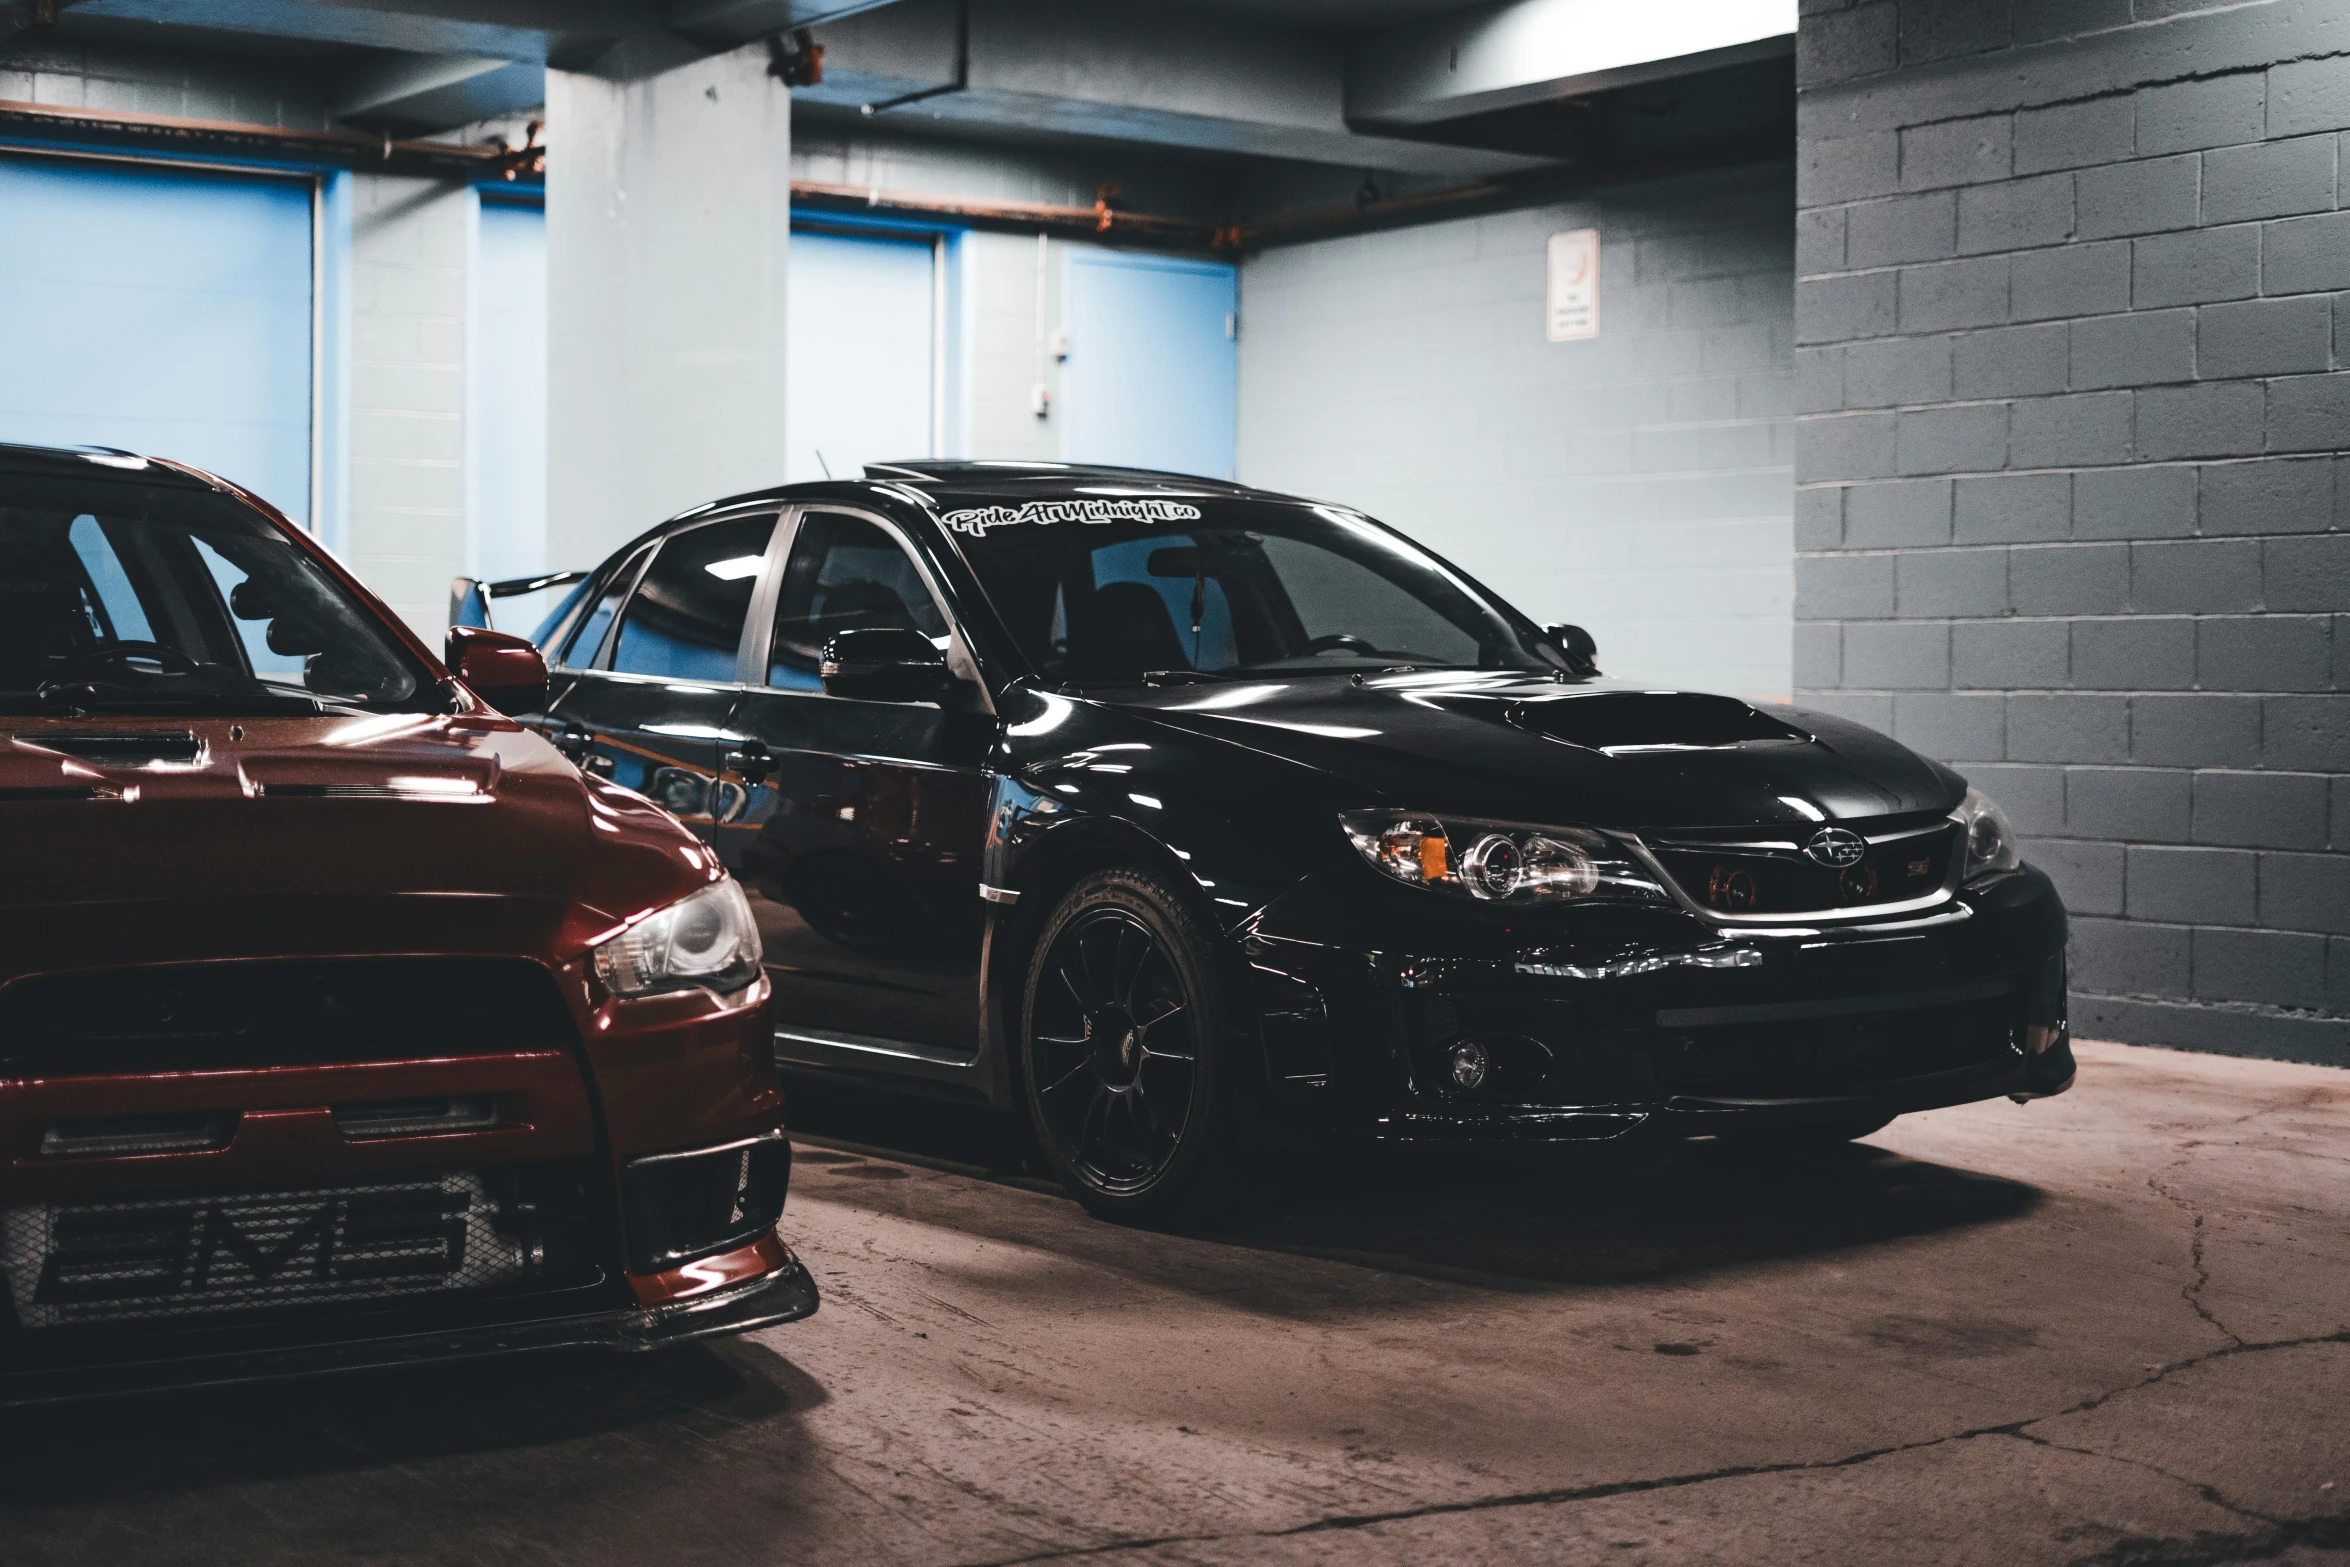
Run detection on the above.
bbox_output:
[61,0,907,74]
[800,0,1558,177]
[334,52,547,132]
[1347,0,1796,128]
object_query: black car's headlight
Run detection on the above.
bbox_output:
[1339,811,1671,907]
[593,878,763,998]
[1951,786,2020,881]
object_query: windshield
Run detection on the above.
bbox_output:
[0,468,443,716]
[946,497,1562,684]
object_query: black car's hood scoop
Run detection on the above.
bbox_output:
[1507,691,1810,755]
[1103,671,1962,830]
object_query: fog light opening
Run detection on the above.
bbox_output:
[1446,1039,1491,1093]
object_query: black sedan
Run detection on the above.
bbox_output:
[462,463,2074,1223]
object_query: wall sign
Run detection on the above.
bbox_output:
[1547,228,1599,341]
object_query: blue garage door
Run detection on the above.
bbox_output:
[0,155,314,524]
[1062,250,1237,480]
[786,229,936,483]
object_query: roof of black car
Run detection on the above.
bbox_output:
[860,460,1258,495]
[678,460,1304,528]
[0,441,215,489]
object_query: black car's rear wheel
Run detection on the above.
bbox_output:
[1021,868,1239,1223]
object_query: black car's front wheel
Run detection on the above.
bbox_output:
[1020,868,1240,1223]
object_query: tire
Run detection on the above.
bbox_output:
[1019,867,1242,1224]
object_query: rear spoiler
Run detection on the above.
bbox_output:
[447,570,589,634]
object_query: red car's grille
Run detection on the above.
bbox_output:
[1,1166,599,1329]
[0,959,573,1076]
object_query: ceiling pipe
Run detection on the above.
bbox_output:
[0,98,543,180]
[791,178,1221,249]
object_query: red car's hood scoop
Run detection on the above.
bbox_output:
[3,720,500,803]
[0,717,580,923]
[22,730,204,766]
[0,716,709,981]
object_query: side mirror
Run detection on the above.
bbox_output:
[1545,622,1599,674]
[819,626,949,703]
[446,626,550,716]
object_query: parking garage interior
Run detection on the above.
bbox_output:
[0,2,2345,1563]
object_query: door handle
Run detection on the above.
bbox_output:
[723,740,777,785]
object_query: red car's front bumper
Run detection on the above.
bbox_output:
[0,954,817,1403]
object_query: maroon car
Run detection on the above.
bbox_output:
[0,442,815,1401]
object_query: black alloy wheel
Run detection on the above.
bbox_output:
[1021,868,1239,1223]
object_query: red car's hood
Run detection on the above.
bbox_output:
[0,715,709,976]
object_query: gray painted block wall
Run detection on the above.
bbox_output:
[1236,167,1798,700]
[1796,0,2350,1066]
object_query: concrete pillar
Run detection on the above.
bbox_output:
[545,45,793,570]
[347,172,472,640]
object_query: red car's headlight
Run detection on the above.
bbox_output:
[594,878,763,998]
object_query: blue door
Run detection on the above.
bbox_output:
[0,156,314,524]
[786,229,936,483]
[1062,250,1237,479]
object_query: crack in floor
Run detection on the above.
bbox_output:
[2008,1430,2274,1530]
[952,1332,2350,1567]
[2147,1165,2244,1349]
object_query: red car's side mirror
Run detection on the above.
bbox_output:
[446,626,549,716]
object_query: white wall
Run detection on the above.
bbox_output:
[1237,166,1797,700]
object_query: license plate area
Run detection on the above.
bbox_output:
[3,1173,544,1329]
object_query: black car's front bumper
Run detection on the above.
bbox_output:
[0,1243,819,1407]
[1240,863,2073,1141]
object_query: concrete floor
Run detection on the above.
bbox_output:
[5,1039,2346,1566]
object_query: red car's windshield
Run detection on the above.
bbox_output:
[0,467,444,716]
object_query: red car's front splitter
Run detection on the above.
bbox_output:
[0,1233,819,1407]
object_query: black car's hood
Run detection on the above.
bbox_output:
[1105,671,1962,831]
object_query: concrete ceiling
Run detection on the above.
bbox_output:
[14,0,1794,175]
[1179,0,1492,30]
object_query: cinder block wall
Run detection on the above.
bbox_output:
[1238,165,1798,700]
[1795,0,2350,1065]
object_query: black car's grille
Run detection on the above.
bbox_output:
[1657,992,2022,1100]
[0,1164,599,1330]
[0,959,575,1077]
[1647,821,1959,917]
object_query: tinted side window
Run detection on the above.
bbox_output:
[608,515,776,681]
[767,512,946,690]
[562,545,650,669]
